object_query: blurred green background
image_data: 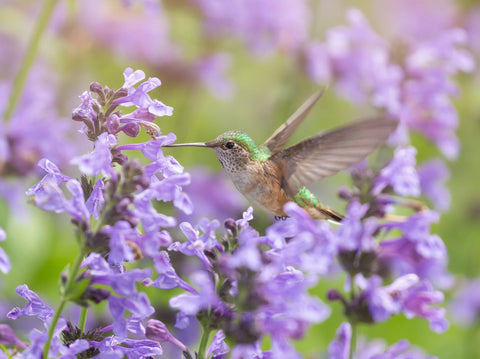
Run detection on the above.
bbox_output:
[1,0,480,357]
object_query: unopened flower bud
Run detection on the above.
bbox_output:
[146,319,188,352]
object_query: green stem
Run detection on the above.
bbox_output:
[349,321,357,359]
[78,306,88,334]
[43,246,86,358]
[3,0,59,122]
[197,322,212,359]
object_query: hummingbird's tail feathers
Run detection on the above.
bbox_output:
[316,207,344,222]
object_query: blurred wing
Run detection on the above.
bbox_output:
[264,89,326,155]
[275,117,397,196]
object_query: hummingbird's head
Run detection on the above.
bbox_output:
[205,130,270,172]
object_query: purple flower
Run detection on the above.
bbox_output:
[70,133,116,177]
[373,146,420,197]
[192,0,310,54]
[355,273,448,332]
[102,221,137,264]
[0,227,11,273]
[152,251,198,294]
[328,322,351,359]
[169,219,221,269]
[379,210,452,288]
[337,200,378,252]
[116,68,173,117]
[7,285,54,323]
[85,179,105,220]
[449,276,480,327]
[82,253,152,297]
[0,323,27,349]
[145,319,188,352]
[206,330,229,358]
[169,271,222,328]
[418,159,451,212]
[58,339,90,359]
[108,292,155,338]
[195,53,233,98]
[265,203,338,277]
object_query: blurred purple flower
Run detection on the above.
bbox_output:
[206,330,229,358]
[328,322,351,359]
[0,323,27,349]
[74,0,180,66]
[373,146,420,197]
[191,0,310,54]
[179,167,246,223]
[418,159,451,212]
[449,277,480,327]
[196,53,233,99]
[355,273,448,332]
[0,227,11,273]
[379,210,452,288]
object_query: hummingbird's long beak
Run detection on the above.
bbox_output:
[164,142,208,148]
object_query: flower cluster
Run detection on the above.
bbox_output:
[3,68,193,358]
[304,8,474,160]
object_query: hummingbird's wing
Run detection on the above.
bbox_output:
[263,89,326,155]
[274,117,397,197]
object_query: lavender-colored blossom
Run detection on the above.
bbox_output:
[257,266,330,341]
[85,178,105,220]
[373,146,420,197]
[82,253,152,297]
[206,330,229,358]
[328,322,351,359]
[191,0,310,54]
[0,323,27,349]
[379,210,452,288]
[0,227,10,273]
[75,1,180,66]
[195,53,233,98]
[145,319,188,352]
[418,159,451,212]
[169,219,221,269]
[152,251,198,294]
[355,273,448,332]
[108,292,155,338]
[70,133,116,177]
[169,271,223,328]
[7,285,54,323]
[265,203,338,277]
[115,68,173,117]
[58,339,90,359]
[449,276,480,327]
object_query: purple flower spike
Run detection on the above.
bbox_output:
[450,276,480,327]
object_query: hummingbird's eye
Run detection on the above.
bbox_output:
[225,141,235,149]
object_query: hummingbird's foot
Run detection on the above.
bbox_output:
[274,216,289,221]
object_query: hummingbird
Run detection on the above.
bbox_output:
[165,90,397,222]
